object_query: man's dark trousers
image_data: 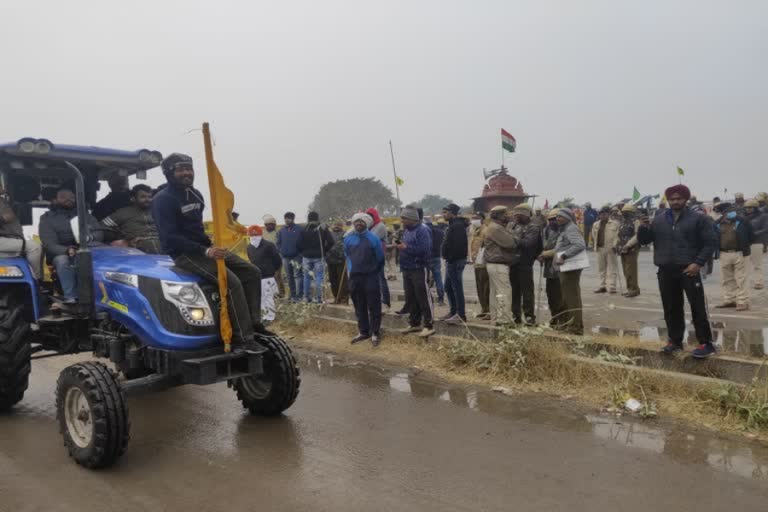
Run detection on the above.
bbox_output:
[444,258,467,318]
[509,263,536,322]
[545,277,566,326]
[403,267,433,328]
[350,272,382,336]
[174,252,262,342]
[328,262,349,304]
[657,265,713,346]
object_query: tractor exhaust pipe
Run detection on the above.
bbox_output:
[63,161,93,316]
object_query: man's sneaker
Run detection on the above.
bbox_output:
[661,342,683,355]
[395,308,409,315]
[735,303,750,311]
[371,335,381,348]
[692,343,717,359]
[593,287,607,294]
[437,299,446,307]
[754,284,764,290]
[609,289,617,294]
[400,326,421,334]
[445,314,464,325]
[418,327,436,338]
[624,291,640,298]
[351,334,370,345]
[438,312,455,321]
[524,317,536,326]
[715,302,737,308]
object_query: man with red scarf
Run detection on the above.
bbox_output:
[638,184,718,358]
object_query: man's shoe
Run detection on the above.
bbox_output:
[351,334,371,345]
[692,343,717,359]
[371,335,381,348]
[608,289,617,294]
[661,342,683,355]
[624,291,640,298]
[438,312,455,321]
[395,308,409,315]
[735,303,750,311]
[418,327,436,338]
[715,302,737,308]
[754,284,764,290]
[524,317,536,326]
[400,326,421,334]
[437,299,446,307]
[445,314,463,325]
[593,288,607,294]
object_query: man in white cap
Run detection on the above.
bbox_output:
[344,213,385,347]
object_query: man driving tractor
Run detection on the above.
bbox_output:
[152,153,265,343]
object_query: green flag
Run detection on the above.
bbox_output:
[632,187,641,201]
[676,166,685,176]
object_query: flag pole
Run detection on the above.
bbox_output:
[389,140,401,209]
[500,131,505,170]
[202,122,232,353]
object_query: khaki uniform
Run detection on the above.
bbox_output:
[719,222,749,305]
[749,244,764,288]
[483,221,518,324]
[590,219,619,291]
[617,217,641,294]
[469,223,490,315]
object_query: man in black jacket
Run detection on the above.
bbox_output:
[713,202,753,311]
[246,225,282,323]
[638,184,717,358]
[39,187,105,302]
[440,204,468,323]
[297,211,334,303]
[93,175,132,221]
[507,204,542,325]
[152,153,263,343]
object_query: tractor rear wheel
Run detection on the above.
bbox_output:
[0,292,31,412]
[56,362,130,469]
[233,334,300,416]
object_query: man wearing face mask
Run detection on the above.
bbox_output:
[153,153,264,343]
[246,225,282,323]
[713,202,753,312]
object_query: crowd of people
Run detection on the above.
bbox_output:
[2,157,766,358]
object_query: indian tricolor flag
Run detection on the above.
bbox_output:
[501,129,516,153]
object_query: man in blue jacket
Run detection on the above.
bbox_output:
[152,153,263,344]
[277,211,304,302]
[397,205,435,337]
[344,212,385,347]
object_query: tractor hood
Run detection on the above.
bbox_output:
[91,246,202,283]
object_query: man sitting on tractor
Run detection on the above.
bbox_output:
[152,153,265,343]
[92,175,132,221]
[101,184,163,254]
[0,186,43,280]
[39,187,105,302]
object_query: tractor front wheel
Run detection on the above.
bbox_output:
[233,334,300,416]
[56,362,130,469]
[0,292,31,412]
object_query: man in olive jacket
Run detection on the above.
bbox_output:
[483,206,518,325]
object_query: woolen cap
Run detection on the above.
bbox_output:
[262,214,277,224]
[400,206,420,222]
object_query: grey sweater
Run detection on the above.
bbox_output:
[555,222,586,260]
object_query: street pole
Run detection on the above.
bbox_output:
[389,140,401,209]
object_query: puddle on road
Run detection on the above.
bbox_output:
[592,325,768,357]
[299,351,768,481]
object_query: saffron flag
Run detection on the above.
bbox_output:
[632,187,641,201]
[395,176,405,187]
[202,122,243,352]
[501,129,516,153]
[677,166,685,176]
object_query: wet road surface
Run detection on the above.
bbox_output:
[2,349,767,512]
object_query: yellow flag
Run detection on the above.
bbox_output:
[395,176,404,187]
[202,122,240,352]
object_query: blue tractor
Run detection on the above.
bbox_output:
[0,138,300,468]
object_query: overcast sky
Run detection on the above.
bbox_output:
[2,0,765,221]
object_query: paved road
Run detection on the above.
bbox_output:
[2,349,767,511]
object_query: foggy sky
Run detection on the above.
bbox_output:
[2,0,766,222]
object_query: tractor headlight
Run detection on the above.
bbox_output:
[139,150,163,165]
[17,138,36,153]
[35,139,53,154]
[104,272,139,288]
[161,281,214,326]
[0,266,24,278]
